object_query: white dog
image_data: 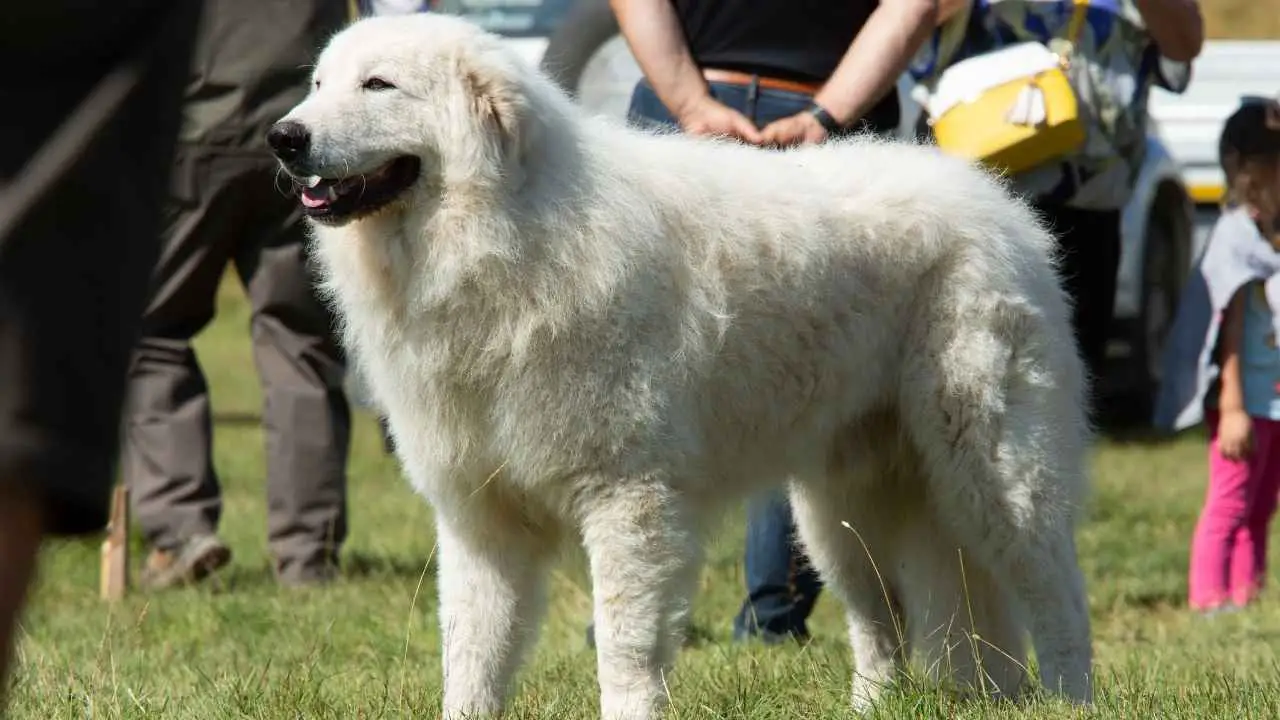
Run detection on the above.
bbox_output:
[269,14,1094,719]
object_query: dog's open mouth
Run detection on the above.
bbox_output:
[296,156,421,224]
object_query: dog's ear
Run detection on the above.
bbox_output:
[459,54,527,165]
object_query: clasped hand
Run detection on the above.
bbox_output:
[675,96,830,148]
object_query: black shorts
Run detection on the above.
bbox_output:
[0,2,202,536]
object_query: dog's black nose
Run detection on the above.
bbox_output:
[267,121,310,161]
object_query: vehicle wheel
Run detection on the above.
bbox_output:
[539,0,619,96]
[1129,191,1193,420]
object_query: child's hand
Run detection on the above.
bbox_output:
[1219,409,1254,461]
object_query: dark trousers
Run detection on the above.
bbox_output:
[119,151,351,582]
[0,2,203,536]
[1033,201,1123,398]
[625,77,896,641]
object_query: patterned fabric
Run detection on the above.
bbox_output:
[1153,207,1280,432]
[910,0,1191,210]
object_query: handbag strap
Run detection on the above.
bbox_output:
[1062,0,1090,57]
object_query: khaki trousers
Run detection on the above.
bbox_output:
[120,149,351,582]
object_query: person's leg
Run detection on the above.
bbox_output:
[725,86,837,641]
[1032,202,1123,402]
[1233,418,1280,606]
[0,0,202,700]
[627,82,836,641]
[1189,411,1260,611]
[0,489,43,705]
[620,78,820,643]
[1254,419,1280,585]
[732,488,822,642]
[584,79,697,646]
[119,153,254,589]
[236,174,351,585]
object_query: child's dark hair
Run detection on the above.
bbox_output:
[1219,96,1280,231]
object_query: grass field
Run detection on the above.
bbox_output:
[9,275,1280,720]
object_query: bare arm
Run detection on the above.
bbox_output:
[937,0,969,24]
[1215,288,1256,459]
[1134,0,1204,62]
[759,0,938,146]
[608,0,706,121]
[1219,290,1247,415]
[609,0,762,142]
[812,0,939,125]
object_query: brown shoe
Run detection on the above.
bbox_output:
[140,534,232,590]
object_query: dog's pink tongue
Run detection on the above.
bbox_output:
[301,185,333,208]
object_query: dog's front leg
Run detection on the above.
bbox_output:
[579,481,703,720]
[435,508,554,719]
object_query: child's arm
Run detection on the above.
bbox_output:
[1217,288,1254,459]
[1219,290,1247,413]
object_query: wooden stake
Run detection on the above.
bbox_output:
[99,484,129,601]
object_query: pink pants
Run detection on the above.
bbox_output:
[1189,411,1280,609]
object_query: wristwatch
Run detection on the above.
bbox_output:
[808,103,845,134]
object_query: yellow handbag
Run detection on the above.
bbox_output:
[929,0,1090,176]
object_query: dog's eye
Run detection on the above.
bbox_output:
[363,77,396,91]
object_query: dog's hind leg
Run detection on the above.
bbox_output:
[918,487,1091,704]
[577,479,704,720]
[954,551,1030,700]
[435,499,559,719]
[788,457,910,713]
[898,297,1094,705]
[895,519,1028,701]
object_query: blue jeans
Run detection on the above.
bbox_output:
[625,76,894,141]
[626,78,893,642]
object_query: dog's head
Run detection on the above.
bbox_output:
[268,14,532,227]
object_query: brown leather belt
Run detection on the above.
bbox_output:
[702,68,823,96]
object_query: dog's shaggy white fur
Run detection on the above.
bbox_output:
[272,14,1094,719]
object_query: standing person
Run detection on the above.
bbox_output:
[913,0,1205,399]
[584,0,938,646]
[120,0,354,590]
[1155,98,1280,614]
[0,0,205,703]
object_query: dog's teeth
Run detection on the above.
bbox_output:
[306,175,322,188]
[325,185,338,201]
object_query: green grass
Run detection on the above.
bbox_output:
[9,274,1280,719]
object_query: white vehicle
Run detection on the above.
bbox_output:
[1149,40,1280,247]
[433,0,1275,417]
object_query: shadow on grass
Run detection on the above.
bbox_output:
[341,551,438,581]
[1093,395,1208,448]
[1115,590,1187,611]
[213,411,262,427]
[135,552,438,596]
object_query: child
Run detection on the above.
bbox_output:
[1154,96,1280,613]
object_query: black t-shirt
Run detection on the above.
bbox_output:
[673,0,878,82]
[671,0,898,132]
